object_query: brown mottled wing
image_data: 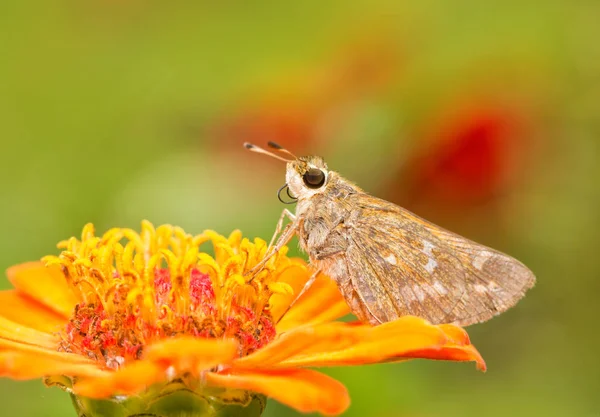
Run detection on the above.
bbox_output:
[344,194,535,326]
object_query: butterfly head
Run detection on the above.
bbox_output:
[286,156,330,200]
[244,142,331,201]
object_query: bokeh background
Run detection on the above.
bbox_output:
[1,1,599,416]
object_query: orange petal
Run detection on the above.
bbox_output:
[207,368,349,416]
[0,337,93,365]
[144,336,238,376]
[277,298,351,333]
[6,262,78,317]
[0,350,104,380]
[74,337,241,399]
[73,361,165,398]
[403,343,487,371]
[236,321,370,368]
[0,316,58,349]
[269,263,309,317]
[397,323,486,371]
[0,290,67,333]
[274,268,351,332]
[438,323,471,345]
[277,316,450,367]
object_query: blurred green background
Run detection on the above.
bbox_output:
[1,1,598,416]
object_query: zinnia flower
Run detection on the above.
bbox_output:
[0,221,485,416]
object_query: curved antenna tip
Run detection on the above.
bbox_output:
[267,141,284,150]
[266,141,297,159]
[243,141,291,163]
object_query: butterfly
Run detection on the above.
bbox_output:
[245,142,535,326]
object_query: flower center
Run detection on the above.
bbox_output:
[43,221,296,369]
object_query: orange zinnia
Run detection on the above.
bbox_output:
[0,221,485,416]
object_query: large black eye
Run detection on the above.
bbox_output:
[303,168,326,189]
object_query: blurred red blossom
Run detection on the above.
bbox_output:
[387,98,535,206]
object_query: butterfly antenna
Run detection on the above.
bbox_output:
[243,142,291,163]
[267,141,298,160]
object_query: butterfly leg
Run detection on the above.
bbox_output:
[267,208,296,249]
[248,211,299,276]
[276,267,321,324]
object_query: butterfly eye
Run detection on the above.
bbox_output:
[303,168,326,189]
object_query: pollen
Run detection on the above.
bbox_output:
[42,221,296,368]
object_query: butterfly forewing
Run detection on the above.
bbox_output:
[344,194,535,326]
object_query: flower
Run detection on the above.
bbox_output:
[0,221,485,416]
[387,99,531,210]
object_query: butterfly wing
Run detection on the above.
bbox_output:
[343,194,535,326]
